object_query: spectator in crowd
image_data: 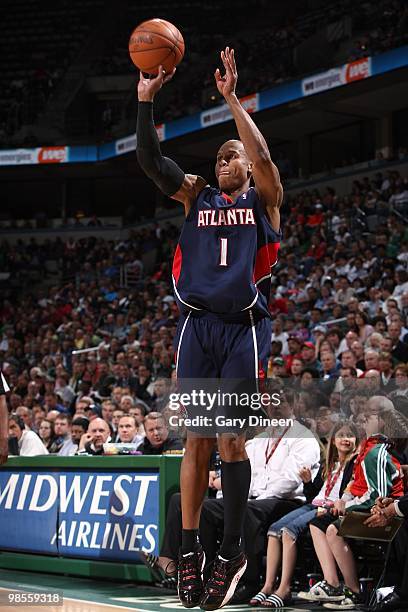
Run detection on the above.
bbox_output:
[315,407,339,443]
[388,322,408,363]
[76,417,110,455]
[136,413,183,455]
[53,414,72,454]
[111,407,124,440]
[8,414,48,456]
[15,406,32,430]
[101,399,115,424]
[390,364,408,399]
[38,418,60,453]
[117,415,144,447]
[60,416,89,456]
[364,494,408,610]
[129,402,146,437]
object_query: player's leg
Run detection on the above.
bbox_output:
[200,315,271,610]
[175,314,218,608]
[216,315,271,560]
[217,432,249,560]
[180,434,215,550]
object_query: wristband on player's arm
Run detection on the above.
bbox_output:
[136,101,185,196]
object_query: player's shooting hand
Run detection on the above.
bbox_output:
[138,66,176,102]
[214,47,237,100]
[0,437,8,465]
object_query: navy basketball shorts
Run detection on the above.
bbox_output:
[171,311,272,436]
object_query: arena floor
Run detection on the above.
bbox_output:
[0,569,345,611]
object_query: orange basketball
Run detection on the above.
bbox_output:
[129,18,185,76]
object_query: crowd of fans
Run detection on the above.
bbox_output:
[1,162,408,607]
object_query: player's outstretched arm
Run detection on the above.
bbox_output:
[137,67,206,213]
[215,48,283,231]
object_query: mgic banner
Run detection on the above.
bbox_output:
[0,470,160,561]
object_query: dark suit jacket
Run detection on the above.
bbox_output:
[398,494,408,517]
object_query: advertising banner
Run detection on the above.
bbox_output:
[200,93,259,128]
[0,146,68,166]
[0,471,59,554]
[115,123,165,156]
[302,57,371,96]
[0,470,160,561]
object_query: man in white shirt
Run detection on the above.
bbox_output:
[271,319,289,355]
[8,414,48,456]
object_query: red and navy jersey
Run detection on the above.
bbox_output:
[172,186,280,319]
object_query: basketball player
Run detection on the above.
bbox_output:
[0,371,10,464]
[137,47,283,610]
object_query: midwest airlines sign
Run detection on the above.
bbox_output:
[0,470,159,560]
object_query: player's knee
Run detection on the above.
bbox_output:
[184,436,215,459]
[218,434,246,461]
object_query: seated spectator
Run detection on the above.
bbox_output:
[363,348,380,372]
[38,418,60,453]
[59,416,89,456]
[129,402,147,437]
[250,421,358,607]
[355,311,374,343]
[43,391,67,414]
[53,413,72,454]
[151,377,171,412]
[301,341,321,372]
[390,364,408,400]
[315,407,339,444]
[298,398,406,608]
[379,352,394,390]
[8,414,48,456]
[15,406,32,430]
[388,322,408,363]
[101,399,115,424]
[364,494,408,611]
[111,407,124,440]
[117,415,144,447]
[136,412,183,455]
[76,417,110,455]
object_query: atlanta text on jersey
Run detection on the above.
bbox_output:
[197,207,256,227]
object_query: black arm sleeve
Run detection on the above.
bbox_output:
[136,101,185,196]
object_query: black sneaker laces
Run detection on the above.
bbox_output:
[206,557,227,592]
[179,555,201,586]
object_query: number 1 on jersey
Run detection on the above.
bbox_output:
[219,237,228,266]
